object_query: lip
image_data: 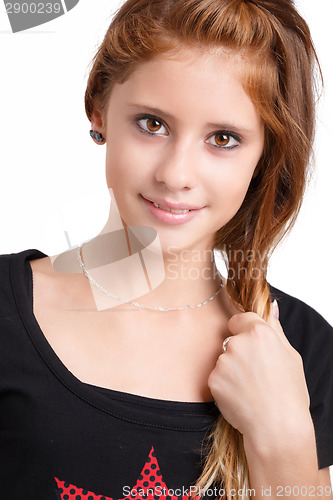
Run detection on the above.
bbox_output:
[141,195,204,225]
[142,195,204,211]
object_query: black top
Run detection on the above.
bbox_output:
[0,249,332,500]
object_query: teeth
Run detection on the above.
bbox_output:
[170,208,190,214]
[152,202,190,214]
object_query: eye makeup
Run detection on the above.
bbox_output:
[206,130,243,151]
[133,112,243,150]
[135,114,168,136]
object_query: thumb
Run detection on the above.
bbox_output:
[271,298,279,320]
[267,299,287,341]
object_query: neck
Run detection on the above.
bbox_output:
[76,221,223,312]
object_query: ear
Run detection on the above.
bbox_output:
[90,108,107,144]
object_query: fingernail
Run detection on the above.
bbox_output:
[271,299,279,319]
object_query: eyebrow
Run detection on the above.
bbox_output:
[128,103,173,119]
[127,103,255,135]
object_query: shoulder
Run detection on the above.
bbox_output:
[269,283,331,326]
[269,284,333,356]
[269,284,333,403]
[269,284,333,469]
[0,249,48,349]
[0,248,47,269]
[0,248,47,295]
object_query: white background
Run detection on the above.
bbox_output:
[0,0,332,326]
[0,0,332,481]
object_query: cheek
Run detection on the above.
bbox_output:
[227,172,254,201]
[211,161,257,219]
[105,143,145,188]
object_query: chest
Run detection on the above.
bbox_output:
[32,286,228,402]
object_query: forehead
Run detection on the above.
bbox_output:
[118,46,246,94]
[107,47,263,131]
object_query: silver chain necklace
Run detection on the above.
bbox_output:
[76,245,224,312]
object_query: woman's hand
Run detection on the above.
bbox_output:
[208,302,311,447]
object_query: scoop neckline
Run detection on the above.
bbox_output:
[10,248,219,431]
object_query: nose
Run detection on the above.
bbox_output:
[154,141,197,192]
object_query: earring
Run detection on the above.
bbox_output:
[89,130,105,144]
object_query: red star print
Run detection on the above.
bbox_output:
[54,446,206,500]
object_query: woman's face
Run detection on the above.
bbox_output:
[95,48,265,255]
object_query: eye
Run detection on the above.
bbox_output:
[206,132,241,150]
[136,115,168,136]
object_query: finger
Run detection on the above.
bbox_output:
[266,299,287,341]
[228,304,288,345]
[228,311,266,335]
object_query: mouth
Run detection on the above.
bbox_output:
[146,200,192,214]
[141,195,203,212]
[140,195,204,225]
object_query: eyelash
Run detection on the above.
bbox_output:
[134,113,243,151]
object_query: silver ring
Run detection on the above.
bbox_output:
[222,336,232,352]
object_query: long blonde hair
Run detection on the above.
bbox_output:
[84,1,321,497]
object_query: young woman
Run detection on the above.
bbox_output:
[0,0,332,499]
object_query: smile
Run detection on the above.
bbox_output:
[141,196,204,225]
[151,202,190,214]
